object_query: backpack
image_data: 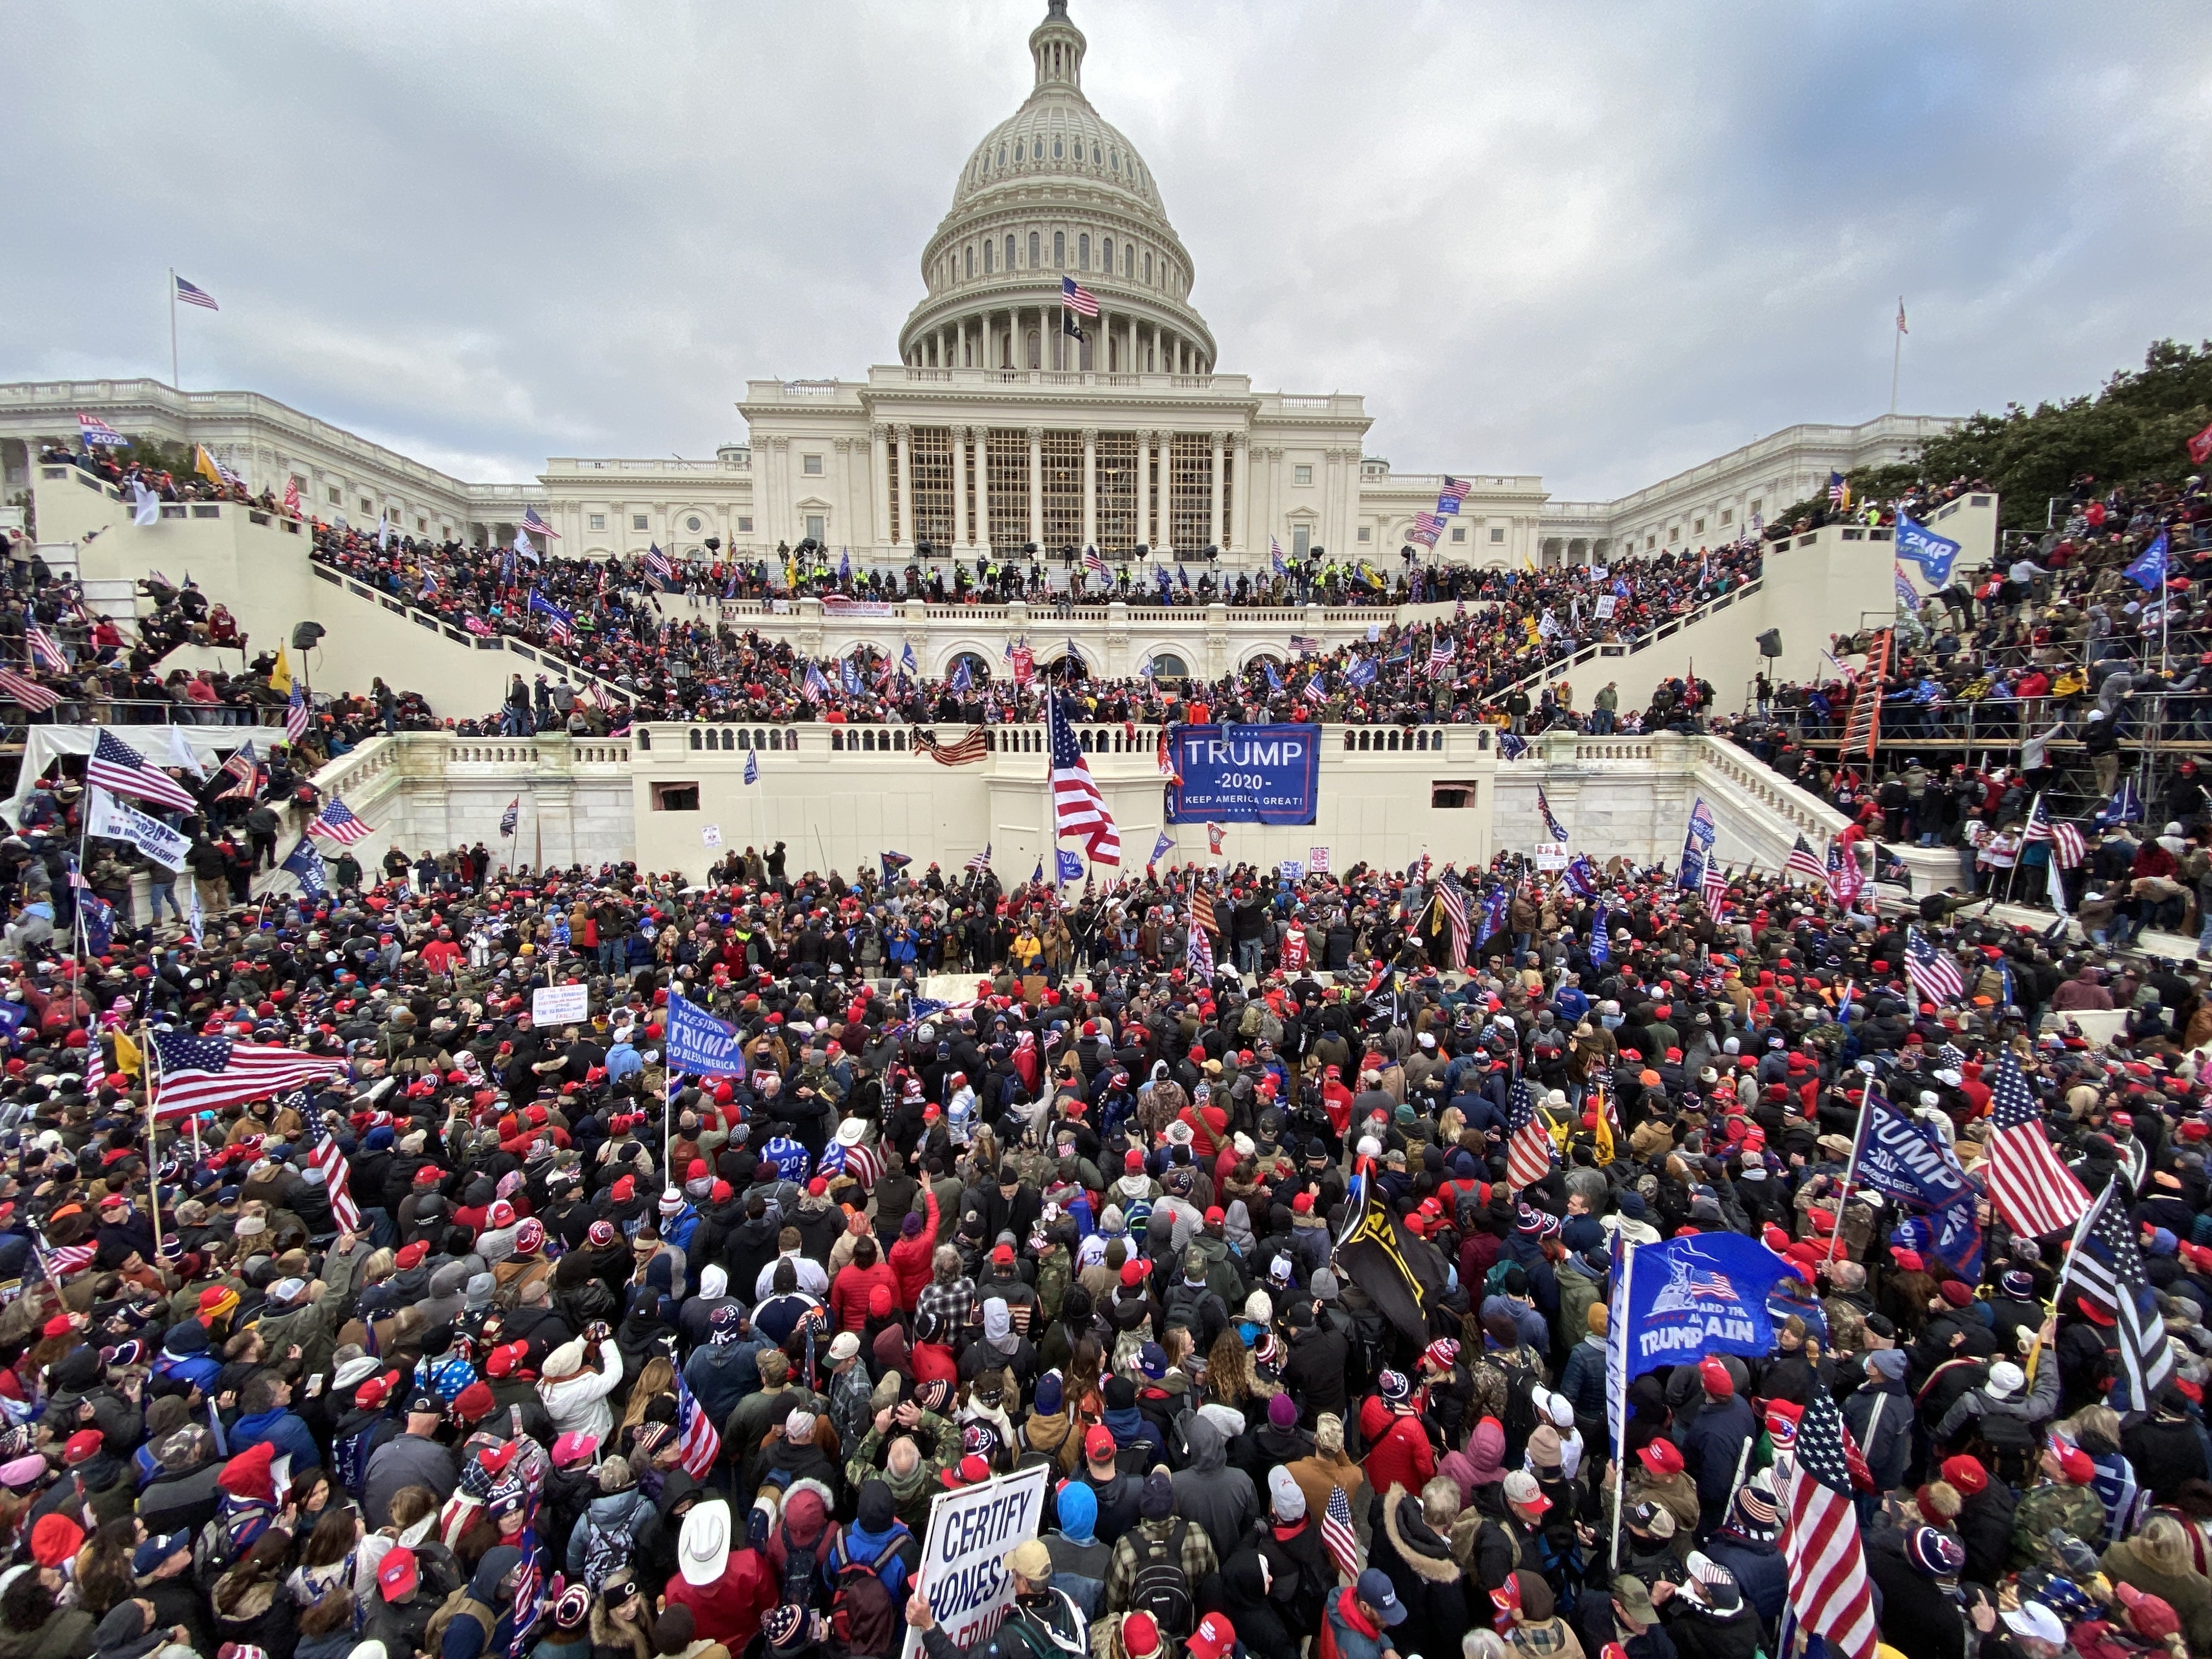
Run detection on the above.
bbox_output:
[1973,1407,2038,1485]
[781,1523,827,1611]
[1499,1358,1544,1463]
[1127,1520,1194,1641]
[577,1506,635,1588]
[1035,1248,1070,1323]
[828,1534,909,1659]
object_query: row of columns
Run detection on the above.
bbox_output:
[911,307,1210,375]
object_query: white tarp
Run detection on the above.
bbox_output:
[3,725,253,828]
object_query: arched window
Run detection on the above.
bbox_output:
[1102,236,1113,273]
[831,731,843,752]
[1143,251,1152,283]
[752,730,766,751]
[688,729,702,750]
[1343,732,1357,751]
[984,241,994,274]
[966,246,975,279]
[1125,243,1133,277]
[947,651,992,684]
[720,729,733,749]
[1093,143,1102,165]
[1005,234,1015,270]
[1078,233,1090,269]
[636,729,651,751]
[704,729,719,751]
[1026,328,1041,368]
[997,143,1007,166]
[770,731,784,751]
[1110,148,1119,171]
[1015,139,1025,162]
[1052,135,1064,160]
[1147,652,1189,679]
[1053,232,1065,268]
[894,731,907,751]
[1357,731,1372,751]
[1386,730,1400,751]
[1029,231,1040,268]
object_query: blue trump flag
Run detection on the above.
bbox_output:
[665,988,746,1079]
[1606,1230,1798,1403]
[1894,513,1961,584]
[281,837,328,897]
[1848,1087,1985,1278]
[1056,849,1085,884]
[2124,531,2169,592]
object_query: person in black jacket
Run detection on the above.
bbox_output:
[1862,1526,1970,1659]
[1369,1480,1481,1659]
[1654,1554,1763,1659]
[1279,1301,1350,1429]
[1942,1453,2016,1590]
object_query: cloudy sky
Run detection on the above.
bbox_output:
[7,2,2208,498]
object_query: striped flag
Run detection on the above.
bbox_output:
[1505,1079,1554,1190]
[1437,476,1471,514]
[1427,635,1454,678]
[1903,927,1962,1006]
[174,275,219,309]
[215,740,260,801]
[1083,546,1108,579]
[2024,793,2086,868]
[0,669,60,713]
[1985,1051,2090,1238]
[1701,860,1729,912]
[76,413,128,447]
[1782,1378,1879,1659]
[499,798,520,837]
[1321,1483,1361,1581]
[913,727,988,766]
[1535,787,1568,843]
[86,729,200,813]
[1289,634,1321,654]
[965,843,991,873]
[674,1370,721,1477]
[521,506,561,540]
[1047,692,1119,863]
[528,590,573,647]
[1410,510,1444,545]
[1187,916,1215,979]
[24,626,67,673]
[1060,275,1099,317]
[644,544,675,588]
[2062,1176,2175,1411]
[307,798,375,845]
[285,682,309,743]
[150,1030,348,1119]
[1436,877,1468,969]
[303,1108,361,1233]
[1785,834,1828,883]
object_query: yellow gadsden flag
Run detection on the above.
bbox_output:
[269,647,293,696]
[112,1030,142,1079]
[194,445,225,488]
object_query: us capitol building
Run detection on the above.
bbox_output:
[0,0,1952,576]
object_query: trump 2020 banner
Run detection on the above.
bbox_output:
[1165,724,1321,825]
[1609,1231,1797,1388]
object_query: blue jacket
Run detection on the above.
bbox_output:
[1674,1395,1757,1505]
[1703,1530,1787,1632]
[233,1407,321,1470]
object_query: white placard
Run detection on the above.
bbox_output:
[1533,840,1570,871]
[1308,847,1331,873]
[898,1464,1049,1659]
[1593,595,1618,620]
[702,825,723,847]
[532,983,590,1025]
[1278,860,1303,882]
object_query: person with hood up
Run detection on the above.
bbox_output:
[1043,1477,1113,1619]
[1101,1376,1166,1467]
[1370,1476,1481,1659]
[764,1479,838,1612]
[1171,1406,1257,1562]
[1493,1567,1581,1659]
[1021,1370,1078,1475]
[819,1479,918,1652]
[435,1543,526,1659]
[1652,1552,1760,1659]
[1106,1470,1221,1617]
[569,1454,660,1584]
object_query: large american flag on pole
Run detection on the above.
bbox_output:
[285,682,309,743]
[521,506,561,540]
[1505,1078,1554,1190]
[307,798,375,846]
[2023,793,2086,869]
[1060,275,1099,318]
[1985,1051,2090,1239]
[1784,834,1829,883]
[302,1106,362,1233]
[1781,1378,1878,1659]
[174,275,219,309]
[674,1370,721,1477]
[86,728,201,813]
[1436,877,1468,969]
[24,626,68,674]
[1321,1482,1361,1581]
[2062,1175,2175,1411]
[151,1031,348,1119]
[0,669,60,713]
[1047,692,1119,863]
[1904,927,1962,1006]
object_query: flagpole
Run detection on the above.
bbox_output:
[1824,1081,1876,1266]
[145,1086,165,1263]
[1889,308,1902,415]
[168,268,179,391]
[1607,1236,1635,1578]
[2028,1178,2108,1386]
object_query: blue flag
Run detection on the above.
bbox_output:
[1344,655,1377,688]
[743,751,759,785]
[1264,660,1284,694]
[1607,1231,1799,1386]
[281,837,328,896]
[1562,853,1599,899]
[80,894,113,956]
[1150,830,1175,864]
[1894,513,1961,584]
[665,988,746,1078]
[1588,904,1610,967]
[1848,1088,1972,1213]
[2124,531,2169,592]
[839,548,851,580]
[949,657,972,693]
[1057,849,1085,884]
[1895,562,1920,613]
[1031,858,1045,885]
[901,642,918,675]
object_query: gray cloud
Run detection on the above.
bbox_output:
[4,1,2207,499]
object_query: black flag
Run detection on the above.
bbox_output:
[1334,1172,1445,1344]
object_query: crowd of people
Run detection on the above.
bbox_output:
[0,793,2202,1659]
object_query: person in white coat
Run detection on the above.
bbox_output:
[537,1324,625,1446]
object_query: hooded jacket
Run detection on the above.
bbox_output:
[567,1480,659,1578]
[1370,1485,1480,1659]
[1170,1409,1258,1561]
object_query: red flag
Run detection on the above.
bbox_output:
[2192,419,2212,467]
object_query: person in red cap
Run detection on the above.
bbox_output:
[1628,1437,1700,1539]
[1675,1356,1757,1536]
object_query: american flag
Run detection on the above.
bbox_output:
[1191,887,1218,936]
[1785,834,1829,883]
[500,798,520,837]
[217,748,262,803]
[674,1370,721,1477]
[1686,1269,1739,1300]
[1427,635,1454,678]
[644,544,675,588]
[1410,511,1444,545]
[1437,476,1471,514]
[521,506,560,540]
[508,1527,546,1658]
[86,728,200,813]
[1187,917,1215,979]
[1289,634,1321,655]
[800,663,831,703]
[819,1135,882,1192]
[1437,877,1468,968]
[285,682,309,743]
[34,1237,97,1282]
[2063,1175,2175,1411]
[914,726,989,766]
[965,843,991,872]
[1060,275,1099,317]
[1781,1378,1879,1659]
[303,1107,362,1233]
[1536,787,1568,843]
[308,797,375,846]
[1047,692,1119,863]
[2024,793,2086,868]
[76,413,128,447]
[0,669,60,713]
[1083,547,1108,579]
[1985,1051,2090,1238]
[25,625,67,673]
[1505,1079,1554,1190]
[174,275,218,309]
[150,1030,348,1119]
[1826,471,1849,507]
[1903,927,1962,1006]
[1322,1483,1361,1581]
[1701,860,1729,912]
[1158,727,1178,781]
[83,1032,106,1096]
[282,476,301,516]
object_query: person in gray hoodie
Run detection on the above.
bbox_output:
[1172,1406,1258,1562]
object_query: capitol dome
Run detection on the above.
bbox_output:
[898,0,1216,377]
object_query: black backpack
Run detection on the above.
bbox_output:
[1128,1520,1194,1642]
[781,1523,826,1611]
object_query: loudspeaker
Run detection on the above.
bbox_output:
[1757,629,1784,658]
[291,622,326,650]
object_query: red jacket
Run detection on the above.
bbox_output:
[889,1189,940,1310]
[830,1259,899,1333]
[1362,1408,1436,1499]
[663,1545,775,1646]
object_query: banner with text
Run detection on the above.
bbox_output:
[898,1464,1049,1659]
[1165,724,1321,825]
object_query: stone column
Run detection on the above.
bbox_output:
[1027,426,1043,551]
[1211,432,1226,551]
[1229,433,1249,555]
[1081,427,1098,556]
[1136,431,1152,549]
[894,424,913,550]
[870,425,890,552]
[954,427,972,547]
[832,437,855,554]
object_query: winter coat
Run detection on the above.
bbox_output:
[1369,1485,1481,1659]
[1170,1410,1258,1562]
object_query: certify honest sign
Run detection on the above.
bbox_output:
[898,1465,1049,1659]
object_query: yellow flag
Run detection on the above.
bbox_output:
[195,444,224,487]
[269,647,293,695]
[112,1030,141,1078]
[1591,1090,1615,1165]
